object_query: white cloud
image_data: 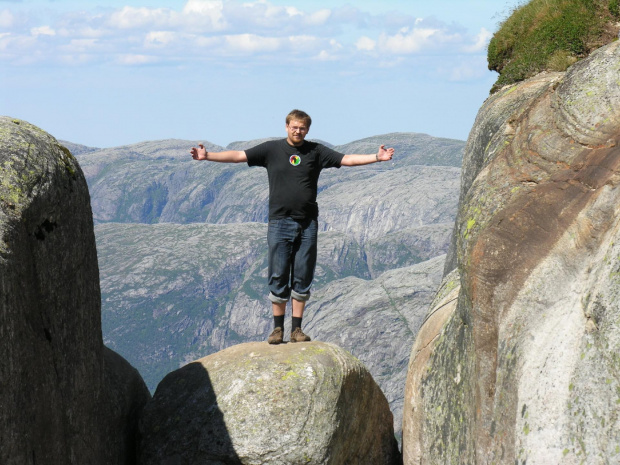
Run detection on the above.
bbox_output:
[305,9,331,26]
[182,0,226,29]
[116,54,158,65]
[62,38,98,53]
[284,6,303,17]
[145,31,177,47]
[0,1,490,69]
[316,49,334,61]
[225,33,281,53]
[108,6,171,30]
[355,36,375,51]
[285,34,320,52]
[31,26,56,37]
[73,27,108,39]
[0,9,13,28]
[462,27,492,53]
[376,26,461,54]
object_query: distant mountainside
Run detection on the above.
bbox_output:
[59,140,100,156]
[76,132,464,438]
[76,133,463,226]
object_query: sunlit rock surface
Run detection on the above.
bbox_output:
[139,341,401,465]
[403,42,620,464]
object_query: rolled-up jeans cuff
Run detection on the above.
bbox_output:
[268,292,289,304]
[291,290,310,302]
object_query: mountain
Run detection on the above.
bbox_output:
[59,139,100,155]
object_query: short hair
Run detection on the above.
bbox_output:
[286,109,312,128]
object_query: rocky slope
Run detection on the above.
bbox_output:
[403,41,620,464]
[0,117,150,464]
[139,342,401,464]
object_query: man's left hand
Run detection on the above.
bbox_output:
[377,145,395,162]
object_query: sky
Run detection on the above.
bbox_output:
[0,0,521,148]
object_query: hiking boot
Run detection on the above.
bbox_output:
[290,327,311,343]
[268,327,284,344]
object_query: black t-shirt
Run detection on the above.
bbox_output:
[246,139,344,220]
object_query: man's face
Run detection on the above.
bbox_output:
[286,119,309,146]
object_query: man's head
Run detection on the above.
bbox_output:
[285,109,311,147]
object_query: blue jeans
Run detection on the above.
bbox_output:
[267,217,318,304]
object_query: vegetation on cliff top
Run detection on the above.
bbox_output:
[488,0,619,93]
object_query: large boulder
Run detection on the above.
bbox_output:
[0,117,150,464]
[403,41,620,463]
[139,341,401,464]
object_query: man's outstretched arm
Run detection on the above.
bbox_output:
[340,145,394,166]
[190,143,248,163]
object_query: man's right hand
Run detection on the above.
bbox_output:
[190,143,208,160]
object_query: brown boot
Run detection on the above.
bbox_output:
[267,327,284,344]
[290,327,311,343]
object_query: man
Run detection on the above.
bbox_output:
[190,109,394,344]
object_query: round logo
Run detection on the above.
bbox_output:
[289,155,301,166]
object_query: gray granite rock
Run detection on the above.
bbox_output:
[0,117,150,465]
[139,342,401,465]
[403,41,620,464]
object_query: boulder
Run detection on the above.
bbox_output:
[0,117,150,464]
[403,41,620,463]
[139,341,401,464]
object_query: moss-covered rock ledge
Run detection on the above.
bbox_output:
[139,341,401,464]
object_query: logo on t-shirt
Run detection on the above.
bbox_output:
[289,155,301,166]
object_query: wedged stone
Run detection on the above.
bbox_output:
[403,41,620,464]
[0,117,150,464]
[139,341,401,465]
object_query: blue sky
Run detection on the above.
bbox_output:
[0,0,520,148]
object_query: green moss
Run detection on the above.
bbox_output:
[488,0,617,93]
[0,161,27,209]
[282,371,300,381]
[57,144,77,178]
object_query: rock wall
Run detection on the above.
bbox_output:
[403,41,620,464]
[139,341,401,465]
[0,117,150,464]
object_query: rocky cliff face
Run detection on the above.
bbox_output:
[403,41,620,464]
[0,117,150,464]
[139,341,401,464]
